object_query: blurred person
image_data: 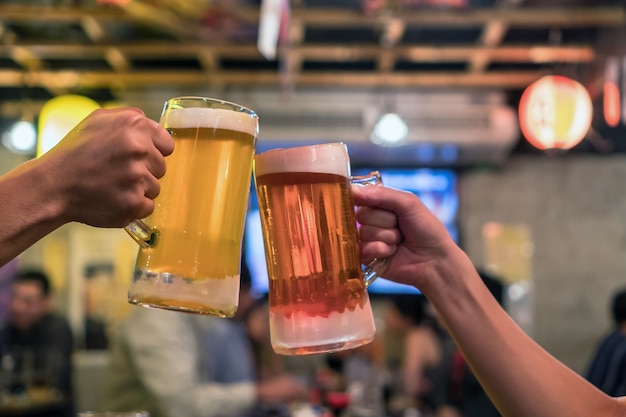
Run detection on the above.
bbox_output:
[0,258,19,322]
[434,270,505,417]
[244,292,328,404]
[245,294,286,381]
[352,184,624,417]
[83,263,116,350]
[0,269,74,416]
[382,293,443,415]
[104,260,306,417]
[0,107,174,267]
[586,288,626,397]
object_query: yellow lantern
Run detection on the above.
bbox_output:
[38,95,101,157]
[518,75,593,151]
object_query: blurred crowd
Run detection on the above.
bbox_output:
[1,261,625,417]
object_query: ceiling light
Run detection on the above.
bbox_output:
[371,112,408,146]
[2,120,37,154]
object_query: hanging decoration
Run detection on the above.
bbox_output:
[258,0,290,60]
[604,56,621,128]
[97,0,132,5]
[622,56,626,125]
[518,75,593,151]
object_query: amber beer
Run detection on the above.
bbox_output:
[129,97,258,317]
[254,143,376,355]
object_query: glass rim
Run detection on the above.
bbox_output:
[253,141,350,178]
[164,96,257,117]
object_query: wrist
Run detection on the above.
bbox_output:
[23,156,71,227]
[419,240,476,303]
[0,157,69,262]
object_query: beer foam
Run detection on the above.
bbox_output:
[163,107,258,137]
[254,142,351,177]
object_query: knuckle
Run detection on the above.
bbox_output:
[117,108,148,129]
[151,182,161,198]
[120,192,148,221]
[153,157,167,179]
[124,164,145,183]
[120,135,150,158]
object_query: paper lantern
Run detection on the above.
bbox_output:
[518,75,593,151]
[38,95,101,157]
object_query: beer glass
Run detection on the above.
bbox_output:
[253,142,388,355]
[125,97,258,317]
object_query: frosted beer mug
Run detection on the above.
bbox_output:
[253,142,388,355]
[125,96,258,317]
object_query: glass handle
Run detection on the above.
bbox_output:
[351,171,382,187]
[124,220,158,249]
[363,257,391,288]
[350,170,389,287]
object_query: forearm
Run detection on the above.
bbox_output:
[0,158,67,265]
[422,245,622,417]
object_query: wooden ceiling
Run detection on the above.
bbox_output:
[0,0,625,115]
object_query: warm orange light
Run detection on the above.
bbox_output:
[604,82,621,127]
[97,0,132,5]
[603,57,621,128]
[519,75,593,151]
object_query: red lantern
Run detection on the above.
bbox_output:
[518,75,593,150]
[604,57,621,128]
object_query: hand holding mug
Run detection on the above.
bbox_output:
[40,107,174,228]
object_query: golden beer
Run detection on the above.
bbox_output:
[129,98,258,317]
[254,143,376,355]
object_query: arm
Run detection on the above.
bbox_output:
[353,185,624,417]
[0,108,173,266]
[122,309,256,417]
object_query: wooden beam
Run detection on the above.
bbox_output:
[9,46,43,71]
[104,47,131,72]
[292,7,626,27]
[0,100,45,119]
[377,50,395,73]
[0,2,610,94]
[197,47,219,73]
[280,18,305,92]
[0,5,623,28]
[470,20,509,72]
[0,22,7,43]
[2,43,595,64]
[0,21,17,45]
[119,2,202,41]
[0,69,548,89]
[81,15,107,43]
